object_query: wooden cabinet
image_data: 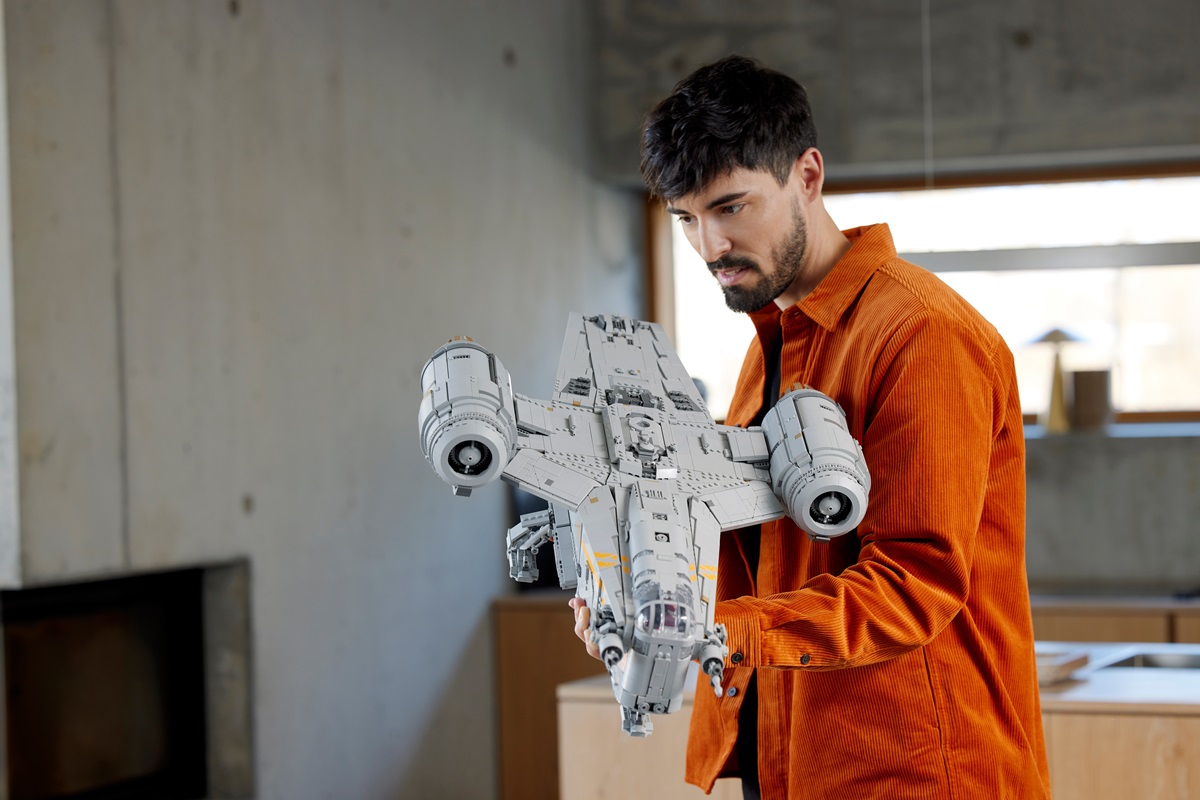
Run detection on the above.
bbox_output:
[557,677,740,800]
[1030,598,1200,644]
[1031,608,1171,643]
[1043,712,1200,800]
[494,592,607,800]
[1176,611,1200,643]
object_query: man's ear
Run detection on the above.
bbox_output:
[792,148,825,202]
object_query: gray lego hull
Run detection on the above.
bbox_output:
[418,313,870,736]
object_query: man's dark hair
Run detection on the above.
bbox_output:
[640,55,817,200]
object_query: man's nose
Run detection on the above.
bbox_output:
[695,222,732,263]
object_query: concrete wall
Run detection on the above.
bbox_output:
[8,1,126,581]
[4,1,641,798]
[590,0,1200,185]
[1026,430,1200,591]
[0,6,16,588]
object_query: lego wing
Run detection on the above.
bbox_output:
[688,424,787,531]
[689,497,722,633]
[550,312,710,420]
[573,485,627,632]
[696,481,786,531]
[502,449,603,509]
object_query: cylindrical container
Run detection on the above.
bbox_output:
[1070,369,1112,429]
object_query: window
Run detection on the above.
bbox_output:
[671,176,1200,422]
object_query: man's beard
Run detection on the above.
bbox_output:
[710,206,808,313]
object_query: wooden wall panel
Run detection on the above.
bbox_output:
[1031,610,1171,643]
[495,593,607,800]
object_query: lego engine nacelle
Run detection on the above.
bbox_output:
[418,340,518,497]
[762,388,871,540]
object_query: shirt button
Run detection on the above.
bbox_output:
[731,652,744,664]
[727,687,738,698]
[800,654,811,665]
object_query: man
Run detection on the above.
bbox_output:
[573,55,1050,799]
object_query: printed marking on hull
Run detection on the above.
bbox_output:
[584,545,604,593]
[595,551,630,577]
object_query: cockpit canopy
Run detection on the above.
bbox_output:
[635,600,691,639]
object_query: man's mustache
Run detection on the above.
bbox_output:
[707,255,759,273]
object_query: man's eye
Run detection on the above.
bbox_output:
[677,215,694,225]
[722,204,745,215]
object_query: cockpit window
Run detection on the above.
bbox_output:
[636,601,690,639]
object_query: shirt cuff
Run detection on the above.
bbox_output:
[718,597,762,668]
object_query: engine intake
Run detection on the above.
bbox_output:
[418,340,518,496]
[762,388,871,540]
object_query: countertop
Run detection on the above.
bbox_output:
[559,642,1200,716]
[1038,642,1200,715]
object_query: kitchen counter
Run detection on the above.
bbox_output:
[558,642,1200,800]
[1038,641,1200,799]
[1038,642,1200,715]
[559,641,1200,709]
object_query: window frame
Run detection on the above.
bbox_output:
[643,170,1200,425]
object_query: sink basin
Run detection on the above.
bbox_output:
[1097,651,1200,669]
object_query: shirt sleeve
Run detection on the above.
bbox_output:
[715,310,1007,670]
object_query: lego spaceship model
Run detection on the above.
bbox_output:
[418,313,870,736]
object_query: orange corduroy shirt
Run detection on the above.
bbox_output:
[686,224,1051,799]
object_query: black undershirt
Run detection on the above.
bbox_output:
[737,339,781,799]
[741,341,782,575]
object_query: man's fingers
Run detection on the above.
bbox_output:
[573,605,591,641]
[568,597,601,660]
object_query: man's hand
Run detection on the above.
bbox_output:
[568,597,602,660]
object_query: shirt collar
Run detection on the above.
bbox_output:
[748,223,898,333]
